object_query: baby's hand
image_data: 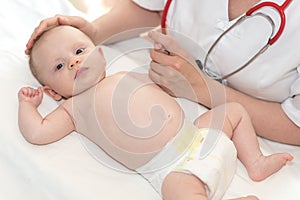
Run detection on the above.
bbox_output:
[18,87,43,107]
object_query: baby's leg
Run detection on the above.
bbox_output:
[162,172,207,200]
[162,171,259,200]
[194,102,293,181]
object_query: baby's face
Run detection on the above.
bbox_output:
[32,25,106,99]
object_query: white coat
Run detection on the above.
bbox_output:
[132,0,300,126]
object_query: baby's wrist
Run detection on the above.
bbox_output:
[19,100,40,108]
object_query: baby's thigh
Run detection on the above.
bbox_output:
[193,105,233,138]
[162,172,207,200]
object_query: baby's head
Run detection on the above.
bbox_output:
[29,25,106,101]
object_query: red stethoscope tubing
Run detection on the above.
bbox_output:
[246,0,292,45]
[161,0,292,45]
[161,0,172,34]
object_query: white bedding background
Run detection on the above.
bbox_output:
[0,0,300,199]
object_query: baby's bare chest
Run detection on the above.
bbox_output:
[70,72,184,168]
[94,72,181,130]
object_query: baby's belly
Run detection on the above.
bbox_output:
[91,73,184,169]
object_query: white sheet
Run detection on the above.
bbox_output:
[1,0,300,199]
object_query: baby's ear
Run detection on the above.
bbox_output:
[43,86,63,101]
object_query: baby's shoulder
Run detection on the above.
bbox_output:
[58,99,73,113]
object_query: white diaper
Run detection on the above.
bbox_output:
[136,120,237,200]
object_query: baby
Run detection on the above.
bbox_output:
[18,25,293,200]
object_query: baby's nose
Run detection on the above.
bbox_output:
[69,59,80,70]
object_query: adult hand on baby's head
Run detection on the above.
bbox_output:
[25,15,96,55]
[18,87,43,108]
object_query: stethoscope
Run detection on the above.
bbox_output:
[161,0,292,82]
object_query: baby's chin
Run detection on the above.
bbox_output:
[73,70,105,96]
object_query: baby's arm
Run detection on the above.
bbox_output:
[18,87,75,144]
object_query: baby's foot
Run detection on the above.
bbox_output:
[247,153,293,181]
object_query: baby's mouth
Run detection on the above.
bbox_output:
[74,67,88,79]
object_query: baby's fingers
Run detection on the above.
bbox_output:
[36,87,43,98]
[18,87,36,98]
[18,88,29,100]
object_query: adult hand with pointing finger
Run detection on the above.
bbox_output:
[147,31,215,105]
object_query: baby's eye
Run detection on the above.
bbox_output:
[56,63,64,71]
[76,48,84,55]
